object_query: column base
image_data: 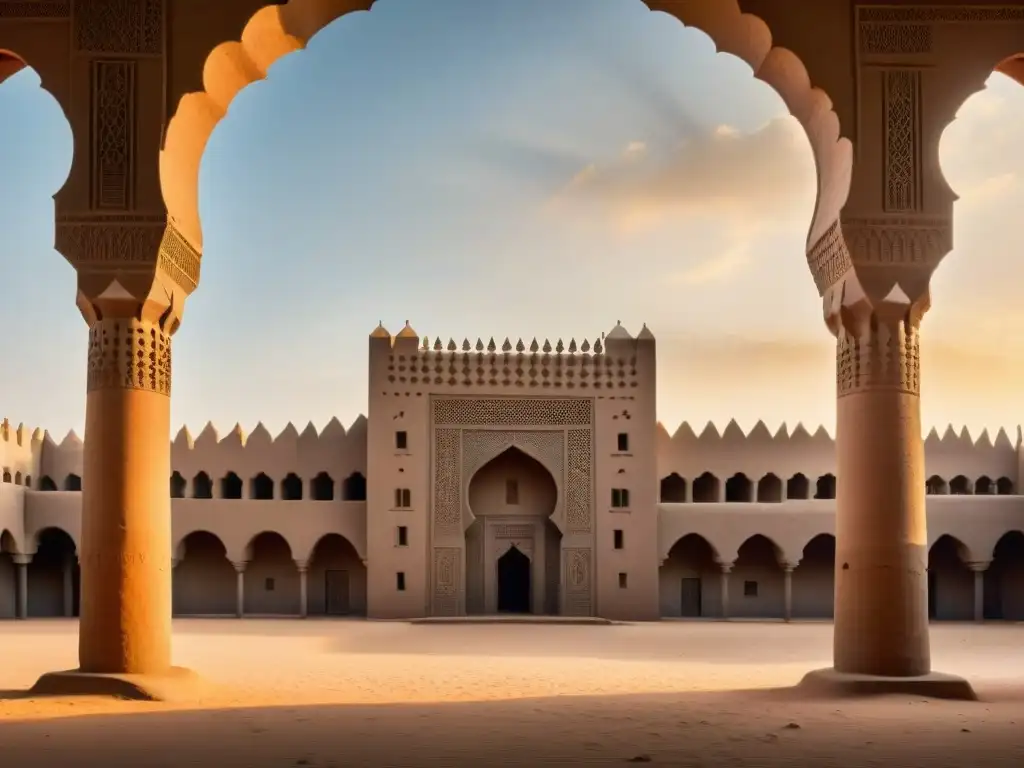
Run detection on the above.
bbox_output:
[30,666,204,702]
[797,667,977,701]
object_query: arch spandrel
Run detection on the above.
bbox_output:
[160,0,852,297]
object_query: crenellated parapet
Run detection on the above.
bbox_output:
[656,419,1022,498]
[0,418,45,488]
[369,321,655,396]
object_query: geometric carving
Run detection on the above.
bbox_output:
[883,69,921,213]
[87,317,172,396]
[91,60,136,210]
[55,214,164,269]
[836,317,920,398]
[858,6,1024,24]
[494,525,534,539]
[842,217,952,268]
[432,428,461,533]
[0,1,70,18]
[563,547,593,617]
[860,24,933,55]
[806,219,852,295]
[157,222,201,292]
[432,546,460,617]
[565,429,592,533]
[433,397,592,427]
[75,0,163,55]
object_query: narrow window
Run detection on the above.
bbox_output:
[397,526,408,546]
[265,577,276,592]
[743,580,758,597]
[395,488,411,508]
[506,478,519,505]
[396,572,406,591]
[395,430,408,450]
[613,529,624,549]
[617,433,629,452]
[618,572,628,589]
[611,488,630,508]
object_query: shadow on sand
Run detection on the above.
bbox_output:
[0,685,1021,767]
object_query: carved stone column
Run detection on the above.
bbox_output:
[782,562,796,622]
[717,561,733,620]
[968,562,989,623]
[233,561,247,619]
[296,559,309,618]
[12,554,31,620]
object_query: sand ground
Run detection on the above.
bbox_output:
[0,619,1022,766]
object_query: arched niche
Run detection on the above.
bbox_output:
[173,530,235,616]
[659,533,720,618]
[307,533,366,616]
[927,534,973,621]
[756,473,782,503]
[725,473,752,503]
[926,475,948,495]
[792,533,834,619]
[786,473,809,500]
[341,472,366,501]
[692,472,720,503]
[0,529,19,618]
[732,534,784,618]
[660,473,687,503]
[985,530,1024,621]
[160,0,850,297]
[243,531,299,615]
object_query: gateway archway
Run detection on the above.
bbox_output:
[497,546,531,614]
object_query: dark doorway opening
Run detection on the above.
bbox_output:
[497,546,531,613]
[680,577,702,617]
[325,569,351,615]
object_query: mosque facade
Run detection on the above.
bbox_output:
[0,321,1021,624]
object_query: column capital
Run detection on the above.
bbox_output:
[231,560,248,573]
[294,559,309,573]
[782,561,799,573]
[11,553,32,566]
[716,560,734,574]
[967,561,991,573]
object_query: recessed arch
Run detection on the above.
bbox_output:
[311,471,335,501]
[306,532,367,615]
[926,475,948,495]
[160,0,850,288]
[659,533,721,618]
[244,530,300,615]
[732,533,785,618]
[173,530,235,616]
[659,473,687,503]
[986,530,1024,620]
[756,472,782,503]
[691,472,719,503]
[793,533,834,619]
[281,472,303,501]
[814,473,835,500]
[786,472,809,500]
[170,471,187,499]
[949,475,971,495]
[27,526,79,618]
[927,535,973,622]
[341,471,366,501]
[466,446,557,522]
[725,472,752,502]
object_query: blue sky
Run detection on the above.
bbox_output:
[1,0,1022,439]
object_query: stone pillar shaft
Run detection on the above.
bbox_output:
[719,563,732,620]
[78,317,173,675]
[63,557,74,618]
[297,562,308,618]
[783,565,795,622]
[233,562,246,618]
[970,563,988,623]
[14,557,29,619]
[833,317,929,677]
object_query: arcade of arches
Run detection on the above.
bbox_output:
[3,0,1024,695]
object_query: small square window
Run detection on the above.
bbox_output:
[506,478,519,505]
[395,431,408,450]
[396,572,406,591]
[617,433,629,452]
[265,577,275,592]
[743,580,758,597]
[618,572,628,588]
[611,488,630,508]
[397,525,408,546]
[613,529,624,549]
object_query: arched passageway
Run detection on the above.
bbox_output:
[660,473,686,503]
[170,471,187,498]
[251,473,274,501]
[308,534,366,616]
[786,473,809,500]
[926,475,948,495]
[497,546,531,613]
[659,534,719,618]
[725,473,752,503]
[282,473,303,501]
[27,528,78,618]
[244,532,299,615]
[465,446,557,615]
[342,472,366,501]
[221,472,243,499]
[732,534,784,618]
[949,475,971,495]
[311,472,335,501]
[792,534,834,619]
[756,473,782,503]
[173,531,236,615]
[814,474,835,500]
[928,535,973,621]
[985,531,1024,621]
[192,472,213,499]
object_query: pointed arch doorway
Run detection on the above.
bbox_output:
[497,545,531,613]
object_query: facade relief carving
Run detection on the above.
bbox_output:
[836,317,920,398]
[55,213,165,269]
[74,0,163,55]
[883,69,921,213]
[841,216,953,269]
[87,316,172,396]
[807,220,852,295]
[0,1,70,18]
[91,58,136,210]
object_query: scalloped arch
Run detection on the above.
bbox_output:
[159,0,851,273]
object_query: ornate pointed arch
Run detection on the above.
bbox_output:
[159,0,851,294]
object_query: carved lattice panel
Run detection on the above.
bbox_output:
[433,397,592,426]
[883,69,920,213]
[433,428,461,533]
[565,429,592,533]
[432,546,460,616]
[563,547,593,617]
[91,60,135,210]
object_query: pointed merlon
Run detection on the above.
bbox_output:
[637,323,654,340]
[396,321,418,339]
[606,321,633,340]
[369,322,390,338]
[502,338,512,352]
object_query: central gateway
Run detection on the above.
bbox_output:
[430,397,595,616]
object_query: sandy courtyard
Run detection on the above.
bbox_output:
[0,619,1023,766]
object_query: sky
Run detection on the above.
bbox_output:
[0,0,1022,440]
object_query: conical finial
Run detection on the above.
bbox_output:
[447,338,457,351]
[581,338,591,353]
[433,337,443,351]
[568,338,577,353]
[475,338,484,351]
[515,338,525,352]
[555,339,564,354]
[502,338,512,352]
[487,337,496,352]
[594,338,603,353]
[542,339,552,353]
[421,336,430,350]
[462,338,471,351]
[530,338,539,353]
